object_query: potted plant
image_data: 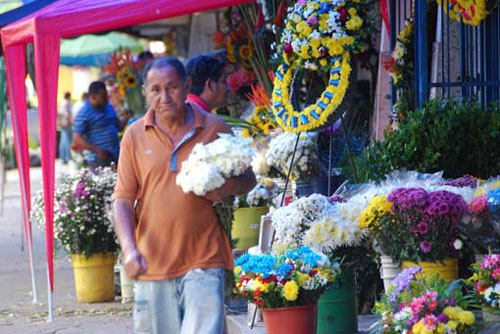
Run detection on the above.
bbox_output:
[375,267,477,334]
[373,187,469,282]
[232,179,277,250]
[233,246,341,334]
[271,193,368,334]
[359,194,402,291]
[466,254,500,322]
[32,167,119,303]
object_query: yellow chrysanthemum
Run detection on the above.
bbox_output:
[242,128,251,138]
[296,272,309,287]
[446,320,458,329]
[346,16,363,30]
[296,21,307,33]
[298,45,311,59]
[234,266,242,275]
[320,59,327,67]
[310,38,321,49]
[251,279,265,292]
[359,195,392,229]
[348,7,357,15]
[283,280,299,301]
[457,311,475,325]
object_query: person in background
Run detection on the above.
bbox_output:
[57,92,73,164]
[185,55,230,113]
[113,57,256,334]
[73,81,130,168]
[72,92,88,118]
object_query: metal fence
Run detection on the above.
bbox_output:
[389,0,500,109]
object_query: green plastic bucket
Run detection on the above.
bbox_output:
[317,268,358,334]
[232,207,269,250]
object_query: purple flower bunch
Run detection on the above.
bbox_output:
[391,266,422,302]
[385,188,468,262]
[440,174,477,188]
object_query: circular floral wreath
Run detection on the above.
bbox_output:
[272,52,351,132]
[438,0,496,26]
[271,0,374,132]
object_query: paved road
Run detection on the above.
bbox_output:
[0,163,132,334]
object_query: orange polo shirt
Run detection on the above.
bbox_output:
[112,105,234,280]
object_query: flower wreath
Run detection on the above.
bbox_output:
[438,0,495,26]
[271,0,373,132]
[272,52,351,132]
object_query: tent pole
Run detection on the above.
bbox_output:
[12,113,38,303]
[46,264,53,321]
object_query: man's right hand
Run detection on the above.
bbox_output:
[96,149,109,161]
[124,248,148,279]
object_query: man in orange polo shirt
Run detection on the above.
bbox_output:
[112,57,255,334]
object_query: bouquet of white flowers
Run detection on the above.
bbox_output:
[265,132,318,180]
[271,194,333,251]
[176,133,254,196]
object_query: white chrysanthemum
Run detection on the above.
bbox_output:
[266,132,317,179]
[246,183,271,207]
[453,239,463,250]
[176,133,254,196]
[271,194,333,249]
[251,152,270,176]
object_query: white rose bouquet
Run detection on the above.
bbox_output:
[176,133,255,196]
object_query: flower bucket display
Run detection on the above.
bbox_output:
[466,254,500,321]
[380,255,402,292]
[262,304,317,334]
[71,253,116,303]
[375,267,476,333]
[402,258,458,282]
[317,268,358,334]
[232,206,269,250]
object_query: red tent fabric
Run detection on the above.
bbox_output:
[1,0,252,317]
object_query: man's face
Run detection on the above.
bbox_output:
[89,89,108,108]
[210,71,229,109]
[144,66,189,118]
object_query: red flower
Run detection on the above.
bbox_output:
[283,43,293,55]
[338,8,348,22]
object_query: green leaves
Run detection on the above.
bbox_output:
[363,99,500,181]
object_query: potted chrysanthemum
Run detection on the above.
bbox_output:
[373,187,469,282]
[32,167,119,303]
[234,246,341,334]
[232,179,277,250]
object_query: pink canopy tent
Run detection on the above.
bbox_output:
[1,0,252,320]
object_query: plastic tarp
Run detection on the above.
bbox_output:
[60,32,144,57]
[0,0,253,318]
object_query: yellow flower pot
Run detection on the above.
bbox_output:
[402,258,458,282]
[232,207,269,250]
[71,253,116,303]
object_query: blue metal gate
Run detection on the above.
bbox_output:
[389,0,500,109]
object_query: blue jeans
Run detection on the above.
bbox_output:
[59,128,72,163]
[134,267,225,334]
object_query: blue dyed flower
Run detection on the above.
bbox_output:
[276,263,293,277]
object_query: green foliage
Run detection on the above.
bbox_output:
[363,99,500,181]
